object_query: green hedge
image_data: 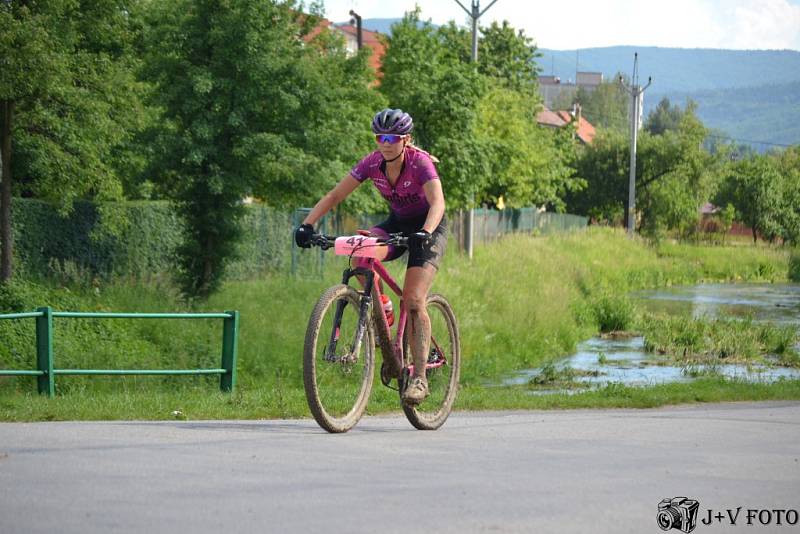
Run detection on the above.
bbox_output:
[9,198,588,282]
[11,198,300,281]
[13,199,182,280]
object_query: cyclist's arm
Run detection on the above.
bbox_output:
[303,174,362,226]
[421,179,445,233]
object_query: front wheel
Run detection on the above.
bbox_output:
[402,293,461,430]
[303,284,375,433]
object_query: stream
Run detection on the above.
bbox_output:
[506,283,800,390]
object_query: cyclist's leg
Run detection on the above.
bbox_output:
[353,224,395,287]
[401,221,447,402]
[356,224,404,380]
[404,263,437,379]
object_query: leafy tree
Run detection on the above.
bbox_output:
[478,21,541,96]
[0,0,148,281]
[566,129,629,223]
[776,146,800,244]
[644,97,697,135]
[380,12,489,208]
[381,11,581,210]
[712,146,800,245]
[714,203,737,244]
[715,155,786,243]
[475,85,582,209]
[142,0,382,296]
[644,97,686,135]
[637,108,717,237]
[568,106,716,236]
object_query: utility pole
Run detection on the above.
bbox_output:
[619,53,651,236]
[453,0,499,259]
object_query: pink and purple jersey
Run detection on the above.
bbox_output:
[350,146,439,219]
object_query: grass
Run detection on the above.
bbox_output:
[2,378,799,421]
[638,313,799,366]
[526,362,600,389]
[1,227,797,421]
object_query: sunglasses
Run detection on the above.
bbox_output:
[375,134,405,144]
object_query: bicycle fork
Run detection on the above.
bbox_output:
[324,269,374,364]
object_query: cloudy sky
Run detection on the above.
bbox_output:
[322,0,800,51]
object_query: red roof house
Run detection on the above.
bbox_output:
[303,17,386,82]
[335,24,386,78]
[536,104,596,145]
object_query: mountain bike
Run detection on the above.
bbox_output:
[302,231,460,433]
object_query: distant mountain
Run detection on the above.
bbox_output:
[337,19,800,147]
[539,47,800,146]
[353,18,404,35]
[538,46,800,93]
[339,17,433,35]
[649,81,800,148]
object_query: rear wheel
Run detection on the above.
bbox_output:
[401,293,460,430]
[303,284,375,433]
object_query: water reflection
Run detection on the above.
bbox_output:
[634,283,800,324]
[507,283,800,390]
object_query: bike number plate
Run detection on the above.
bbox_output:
[334,236,382,258]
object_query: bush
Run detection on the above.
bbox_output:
[12,199,300,283]
[789,251,800,283]
[591,293,635,333]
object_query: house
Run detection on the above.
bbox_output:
[304,17,386,81]
[334,24,386,78]
[536,104,596,145]
[539,71,603,109]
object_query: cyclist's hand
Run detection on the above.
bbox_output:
[294,223,314,248]
[409,230,432,252]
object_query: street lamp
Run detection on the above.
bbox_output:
[349,10,362,50]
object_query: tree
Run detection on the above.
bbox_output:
[380,13,489,208]
[718,203,736,244]
[645,97,691,135]
[142,0,382,297]
[565,129,629,223]
[715,155,786,243]
[568,106,716,236]
[380,11,582,210]
[477,21,541,96]
[0,0,148,281]
[775,146,800,244]
[475,85,582,209]
[637,108,717,237]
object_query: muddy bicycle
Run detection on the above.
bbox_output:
[302,231,461,433]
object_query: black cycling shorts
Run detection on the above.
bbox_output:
[370,212,448,270]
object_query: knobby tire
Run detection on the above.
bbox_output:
[303,284,375,433]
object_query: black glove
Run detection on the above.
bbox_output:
[408,230,432,252]
[294,223,314,248]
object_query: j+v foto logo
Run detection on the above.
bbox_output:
[658,497,800,532]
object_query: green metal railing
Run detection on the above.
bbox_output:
[0,307,240,397]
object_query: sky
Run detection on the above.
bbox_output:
[322,0,800,51]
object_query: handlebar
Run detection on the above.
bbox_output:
[309,233,409,250]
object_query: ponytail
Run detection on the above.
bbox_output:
[405,137,440,164]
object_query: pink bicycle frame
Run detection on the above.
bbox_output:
[360,257,446,374]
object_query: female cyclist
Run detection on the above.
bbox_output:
[294,108,447,405]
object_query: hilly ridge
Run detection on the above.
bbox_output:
[539,46,800,146]
[353,18,800,147]
[538,46,800,93]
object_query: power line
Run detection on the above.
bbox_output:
[705,134,795,148]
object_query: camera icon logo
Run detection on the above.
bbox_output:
[657,497,700,533]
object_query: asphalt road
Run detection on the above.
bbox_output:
[2,402,799,533]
